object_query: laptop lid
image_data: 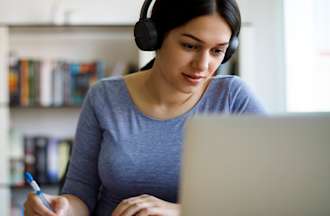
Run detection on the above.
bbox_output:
[180,114,330,216]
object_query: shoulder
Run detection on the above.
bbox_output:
[210,75,266,114]
[84,76,126,109]
[205,75,244,97]
[210,75,255,96]
[211,74,245,89]
[95,76,124,90]
[88,76,124,96]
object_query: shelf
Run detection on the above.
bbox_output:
[1,23,134,28]
[10,105,81,109]
[10,183,60,190]
[7,24,135,35]
[0,183,59,189]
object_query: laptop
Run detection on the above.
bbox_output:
[180,114,330,216]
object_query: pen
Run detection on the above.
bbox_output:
[24,172,54,212]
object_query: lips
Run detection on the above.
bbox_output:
[182,73,205,85]
[184,73,204,79]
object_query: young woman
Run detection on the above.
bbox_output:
[24,0,265,215]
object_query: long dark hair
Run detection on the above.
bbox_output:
[140,0,241,71]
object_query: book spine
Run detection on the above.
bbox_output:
[8,60,20,106]
[24,136,36,179]
[34,136,49,184]
[40,60,53,107]
[47,138,59,184]
[20,59,29,106]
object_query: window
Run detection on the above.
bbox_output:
[284,0,330,112]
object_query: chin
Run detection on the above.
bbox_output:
[180,84,204,95]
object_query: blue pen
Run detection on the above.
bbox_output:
[24,172,54,212]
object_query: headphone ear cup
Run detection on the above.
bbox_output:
[222,36,239,64]
[134,19,158,51]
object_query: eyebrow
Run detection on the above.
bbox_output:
[181,33,229,46]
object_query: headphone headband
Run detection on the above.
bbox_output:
[139,0,154,20]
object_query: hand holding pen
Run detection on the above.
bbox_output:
[24,172,69,216]
[24,172,54,211]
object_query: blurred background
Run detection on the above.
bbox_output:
[0,0,329,215]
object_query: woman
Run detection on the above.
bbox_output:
[24,0,265,215]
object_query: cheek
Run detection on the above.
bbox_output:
[162,49,190,70]
[209,61,221,74]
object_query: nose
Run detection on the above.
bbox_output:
[192,51,209,72]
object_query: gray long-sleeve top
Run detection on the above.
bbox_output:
[61,75,266,215]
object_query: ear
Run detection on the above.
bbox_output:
[221,36,239,64]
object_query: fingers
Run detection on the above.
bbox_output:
[24,192,57,216]
[117,200,152,216]
[52,196,70,215]
[112,194,156,216]
[134,207,163,216]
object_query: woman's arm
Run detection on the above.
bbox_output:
[60,82,104,212]
[62,194,89,216]
[25,82,105,216]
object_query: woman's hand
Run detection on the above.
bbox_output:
[24,192,70,216]
[112,194,180,216]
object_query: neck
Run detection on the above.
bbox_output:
[142,67,205,109]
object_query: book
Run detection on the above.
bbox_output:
[58,139,72,180]
[8,58,20,106]
[34,136,49,184]
[40,60,53,107]
[20,59,29,106]
[9,58,108,107]
[23,136,36,178]
[47,137,60,184]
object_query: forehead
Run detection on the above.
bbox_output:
[174,13,232,44]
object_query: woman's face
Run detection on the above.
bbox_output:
[154,13,232,94]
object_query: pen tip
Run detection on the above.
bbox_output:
[24,172,33,183]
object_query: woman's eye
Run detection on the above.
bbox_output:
[182,43,197,50]
[211,48,225,57]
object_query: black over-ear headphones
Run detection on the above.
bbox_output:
[134,0,239,64]
[134,0,158,51]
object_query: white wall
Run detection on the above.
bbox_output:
[0,0,145,24]
[0,107,10,216]
[0,27,9,184]
[0,27,9,104]
[238,0,286,113]
[284,0,330,112]
[0,27,10,216]
[0,106,10,215]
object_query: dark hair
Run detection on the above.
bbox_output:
[141,0,241,70]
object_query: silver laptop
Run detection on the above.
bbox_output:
[180,114,330,216]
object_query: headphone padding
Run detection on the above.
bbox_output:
[222,36,239,64]
[134,19,158,51]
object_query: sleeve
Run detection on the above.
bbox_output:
[60,84,103,213]
[228,76,267,114]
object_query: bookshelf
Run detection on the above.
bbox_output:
[0,23,147,215]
